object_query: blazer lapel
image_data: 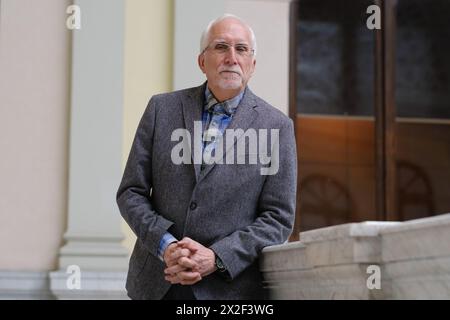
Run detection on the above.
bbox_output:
[182,83,206,183]
[198,87,259,183]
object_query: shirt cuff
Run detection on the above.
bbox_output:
[157,232,178,261]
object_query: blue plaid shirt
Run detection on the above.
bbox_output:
[157,86,244,261]
[201,87,243,167]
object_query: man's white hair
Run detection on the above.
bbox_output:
[200,14,257,56]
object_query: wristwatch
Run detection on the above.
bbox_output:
[215,255,227,273]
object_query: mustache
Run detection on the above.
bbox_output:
[218,66,242,76]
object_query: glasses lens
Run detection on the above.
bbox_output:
[214,43,230,53]
[211,42,252,56]
[235,44,250,54]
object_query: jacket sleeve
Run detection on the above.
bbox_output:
[209,118,297,280]
[116,96,174,257]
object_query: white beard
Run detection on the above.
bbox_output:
[217,72,243,90]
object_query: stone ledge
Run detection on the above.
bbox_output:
[49,270,128,300]
[261,213,450,299]
[299,221,400,244]
[0,271,55,299]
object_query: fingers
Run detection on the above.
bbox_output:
[163,242,179,264]
[163,238,204,286]
[178,237,195,246]
[167,247,191,266]
[164,256,198,275]
[165,271,202,285]
[178,236,194,245]
[177,256,198,270]
[178,237,201,251]
[164,263,186,275]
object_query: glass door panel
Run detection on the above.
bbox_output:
[395,0,450,220]
[294,0,377,234]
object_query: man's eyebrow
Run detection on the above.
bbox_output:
[211,38,250,44]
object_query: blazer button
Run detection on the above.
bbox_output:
[190,202,197,210]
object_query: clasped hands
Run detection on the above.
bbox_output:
[163,237,217,285]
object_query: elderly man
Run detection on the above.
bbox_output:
[117,14,297,300]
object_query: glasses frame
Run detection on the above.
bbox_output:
[202,40,255,57]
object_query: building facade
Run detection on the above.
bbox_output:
[0,0,448,299]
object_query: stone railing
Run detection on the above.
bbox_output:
[261,213,450,299]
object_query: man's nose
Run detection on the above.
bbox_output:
[224,47,238,65]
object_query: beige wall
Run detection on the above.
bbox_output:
[0,0,71,270]
[0,0,175,267]
[121,0,174,252]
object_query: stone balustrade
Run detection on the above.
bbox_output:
[261,213,450,299]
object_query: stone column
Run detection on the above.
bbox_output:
[0,0,70,299]
[50,0,129,299]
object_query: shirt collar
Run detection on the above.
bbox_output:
[204,86,245,116]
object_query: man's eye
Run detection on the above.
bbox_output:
[215,44,229,51]
[236,45,249,52]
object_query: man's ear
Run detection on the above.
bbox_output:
[249,58,256,76]
[198,54,206,74]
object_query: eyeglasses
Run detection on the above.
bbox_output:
[203,41,255,57]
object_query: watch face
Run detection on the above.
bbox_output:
[216,256,225,270]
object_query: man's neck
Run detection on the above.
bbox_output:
[208,86,245,102]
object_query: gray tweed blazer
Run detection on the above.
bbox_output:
[116,83,297,299]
